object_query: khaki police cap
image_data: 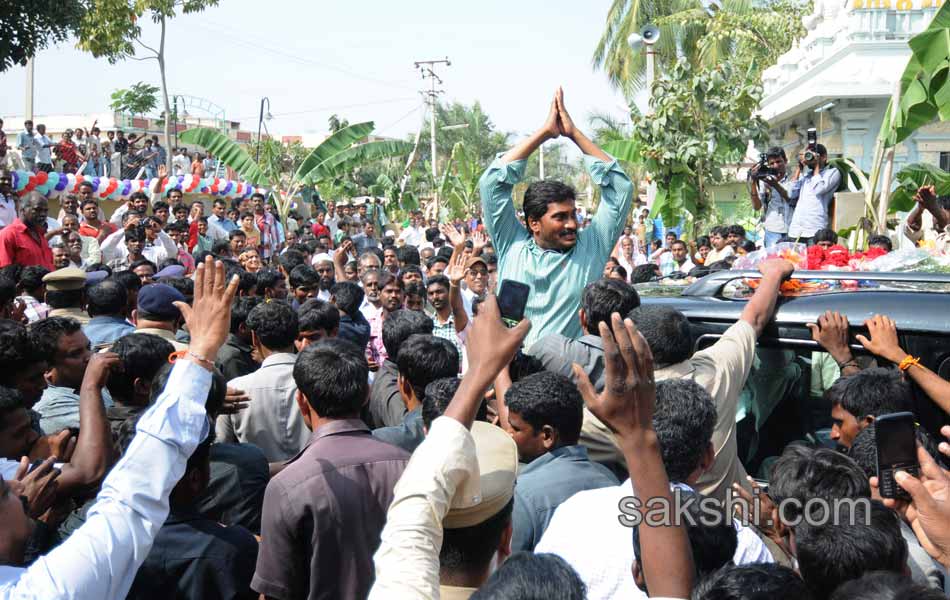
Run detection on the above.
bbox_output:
[42,267,88,291]
[444,421,518,529]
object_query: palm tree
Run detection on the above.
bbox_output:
[592,0,805,95]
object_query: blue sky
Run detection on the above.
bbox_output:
[0,0,631,143]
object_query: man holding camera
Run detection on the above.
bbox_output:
[787,141,840,246]
[750,147,797,247]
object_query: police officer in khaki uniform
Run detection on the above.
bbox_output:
[43,267,91,325]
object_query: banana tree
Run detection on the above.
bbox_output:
[180,122,413,228]
[443,142,483,218]
[865,2,950,233]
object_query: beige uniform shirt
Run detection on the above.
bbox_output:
[133,327,188,351]
[580,320,757,503]
[369,417,481,600]
[49,307,91,326]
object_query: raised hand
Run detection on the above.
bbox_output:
[807,310,853,366]
[542,94,562,141]
[465,294,531,383]
[856,314,905,364]
[85,352,120,391]
[175,256,240,362]
[334,240,354,266]
[554,87,577,141]
[573,313,655,440]
[446,251,468,286]
[439,223,465,249]
[915,185,937,206]
[471,230,489,254]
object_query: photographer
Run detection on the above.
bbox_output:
[749,147,797,247]
[787,139,840,245]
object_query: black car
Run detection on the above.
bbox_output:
[638,269,950,479]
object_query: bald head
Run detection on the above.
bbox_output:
[20,192,48,228]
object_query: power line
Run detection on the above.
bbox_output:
[180,22,417,92]
[232,96,419,121]
[375,103,425,136]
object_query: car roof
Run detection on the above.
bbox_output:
[638,270,950,335]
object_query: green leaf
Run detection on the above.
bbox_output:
[292,122,375,183]
[304,139,413,185]
[890,162,950,211]
[179,127,268,185]
[602,140,643,164]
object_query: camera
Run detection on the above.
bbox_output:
[753,153,779,180]
[803,128,818,164]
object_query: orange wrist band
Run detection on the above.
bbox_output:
[898,355,921,371]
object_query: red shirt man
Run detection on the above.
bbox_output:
[0,193,53,269]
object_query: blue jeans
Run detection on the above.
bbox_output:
[764,230,786,248]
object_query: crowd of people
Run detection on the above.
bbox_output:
[0,118,219,180]
[0,90,948,600]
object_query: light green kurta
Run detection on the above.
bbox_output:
[479,153,634,346]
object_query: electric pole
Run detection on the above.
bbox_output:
[414,57,450,216]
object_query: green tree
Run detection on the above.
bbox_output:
[77,0,220,172]
[605,60,769,232]
[414,100,510,172]
[593,0,807,94]
[109,82,160,118]
[0,0,84,72]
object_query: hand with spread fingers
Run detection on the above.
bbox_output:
[572,312,656,441]
[856,314,905,364]
[439,223,465,250]
[445,251,468,287]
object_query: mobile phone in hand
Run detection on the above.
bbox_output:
[875,411,920,501]
[497,280,529,328]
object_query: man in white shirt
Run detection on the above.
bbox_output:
[0,257,236,598]
[324,200,340,238]
[34,124,54,173]
[0,171,16,228]
[397,211,425,247]
[172,147,190,176]
[659,239,696,276]
[535,378,774,600]
[704,225,735,264]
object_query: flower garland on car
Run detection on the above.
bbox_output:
[805,245,889,270]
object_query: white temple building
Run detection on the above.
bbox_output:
[760,0,950,172]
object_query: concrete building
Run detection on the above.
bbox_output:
[760,0,949,172]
